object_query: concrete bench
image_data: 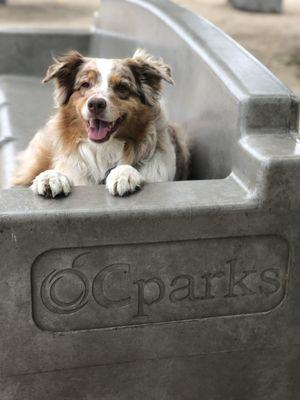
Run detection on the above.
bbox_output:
[0,0,299,399]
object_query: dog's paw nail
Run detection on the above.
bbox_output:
[30,170,72,198]
[106,165,144,197]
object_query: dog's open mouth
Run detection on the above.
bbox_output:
[88,116,125,143]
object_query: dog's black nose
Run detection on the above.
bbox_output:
[88,98,107,112]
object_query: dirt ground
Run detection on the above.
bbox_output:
[0,0,299,97]
[173,0,300,97]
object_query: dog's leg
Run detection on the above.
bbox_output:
[29,143,95,197]
[138,151,176,183]
[106,137,176,197]
[30,169,72,198]
[12,131,52,187]
[106,165,144,196]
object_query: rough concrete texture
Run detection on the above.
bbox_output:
[229,0,282,13]
[0,0,300,399]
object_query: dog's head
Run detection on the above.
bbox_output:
[43,49,174,143]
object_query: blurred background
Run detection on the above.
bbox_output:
[0,0,299,97]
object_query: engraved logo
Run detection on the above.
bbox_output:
[41,269,89,314]
[32,236,289,332]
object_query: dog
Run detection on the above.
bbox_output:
[12,49,190,197]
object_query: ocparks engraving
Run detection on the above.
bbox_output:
[32,236,288,332]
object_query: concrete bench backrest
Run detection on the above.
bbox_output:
[90,0,297,179]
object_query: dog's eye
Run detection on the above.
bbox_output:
[81,82,90,89]
[115,83,129,93]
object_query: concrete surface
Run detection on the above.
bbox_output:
[0,0,300,399]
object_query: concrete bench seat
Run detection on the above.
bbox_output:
[0,75,53,187]
[0,1,300,399]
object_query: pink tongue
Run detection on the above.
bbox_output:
[88,120,110,141]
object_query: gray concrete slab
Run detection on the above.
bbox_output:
[0,0,299,399]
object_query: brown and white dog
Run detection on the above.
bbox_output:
[12,50,189,197]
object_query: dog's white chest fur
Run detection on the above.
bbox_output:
[72,139,125,185]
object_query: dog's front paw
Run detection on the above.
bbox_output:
[106,165,144,197]
[30,170,72,198]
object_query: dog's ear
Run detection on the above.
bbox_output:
[42,51,85,106]
[126,49,174,106]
